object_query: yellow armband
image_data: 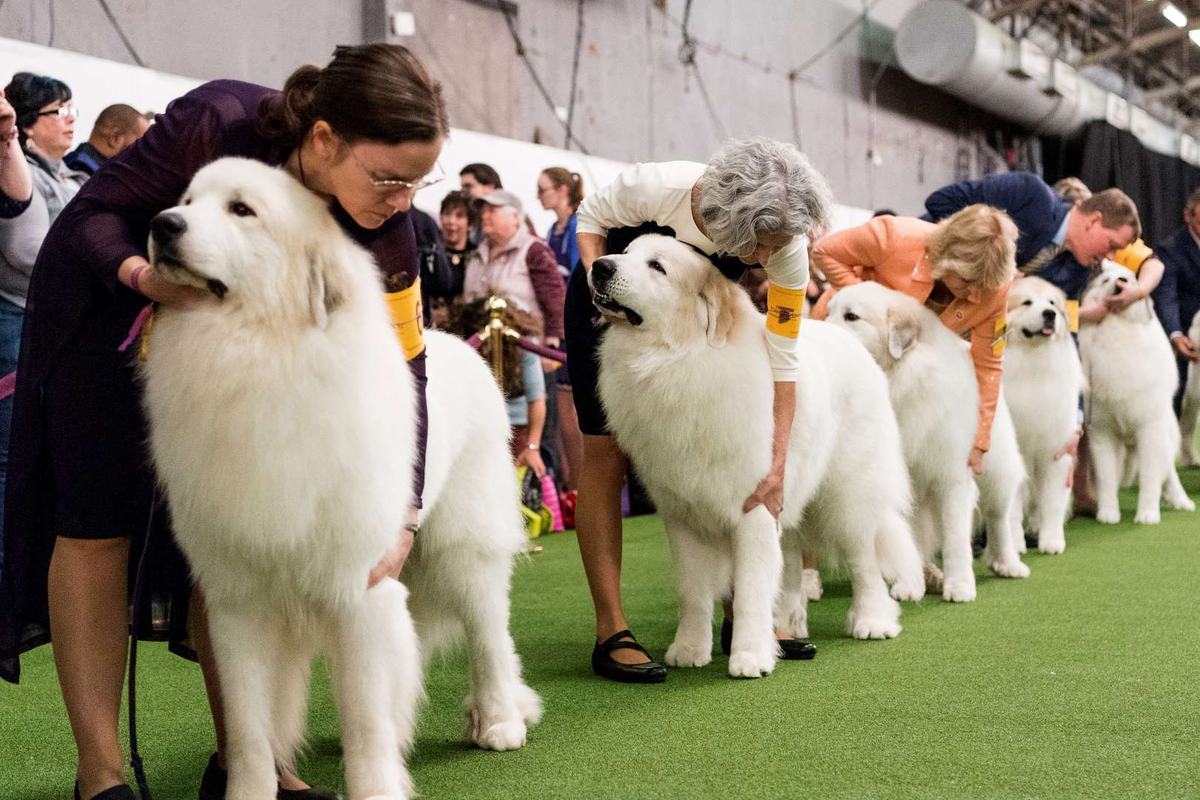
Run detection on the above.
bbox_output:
[991,316,1007,357]
[1065,299,1079,333]
[384,277,425,360]
[1113,238,1152,274]
[766,284,805,338]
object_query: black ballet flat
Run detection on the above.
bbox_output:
[721,618,816,660]
[591,629,667,684]
[199,753,339,800]
[75,784,136,800]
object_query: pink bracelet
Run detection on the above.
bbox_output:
[129,264,149,294]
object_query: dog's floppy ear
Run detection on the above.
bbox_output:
[886,306,919,361]
[700,278,736,348]
[305,240,347,329]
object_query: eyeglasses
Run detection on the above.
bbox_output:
[37,105,78,119]
[348,147,444,196]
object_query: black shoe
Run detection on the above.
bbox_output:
[721,618,816,660]
[591,629,667,683]
[75,784,136,800]
[199,753,339,800]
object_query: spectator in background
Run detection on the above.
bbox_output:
[0,74,87,559]
[409,204,455,325]
[430,190,475,327]
[537,167,584,279]
[1151,186,1200,415]
[871,208,897,217]
[1053,176,1091,205]
[463,189,564,349]
[64,103,150,175]
[536,167,585,491]
[459,161,502,198]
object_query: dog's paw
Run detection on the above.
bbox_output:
[989,558,1030,579]
[801,568,823,602]
[727,648,776,679]
[941,576,977,603]
[472,720,528,751]
[923,563,945,594]
[1096,505,1121,524]
[1134,507,1161,525]
[774,603,809,639]
[1169,495,1196,511]
[665,640,712,669]
[846,612,901,640]
[889,577,926,602]
[1037,535,1066,555]
[515,683,543,727]
[1012,534,1028,554]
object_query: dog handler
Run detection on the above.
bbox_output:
[811,206,1019,474]
[566,138,833,683]
[0,45,446,800]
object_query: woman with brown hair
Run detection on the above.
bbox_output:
[811,204,1020,472]
[537,167,584,279]
[0,45,448,800]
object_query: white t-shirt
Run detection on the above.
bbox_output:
[576,160,807,381]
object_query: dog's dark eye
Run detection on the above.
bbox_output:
[229,201,256,218]
[648,259,666,275]
[843,311,859,322]
[1022,299,1033,306]
[182,196,192,206]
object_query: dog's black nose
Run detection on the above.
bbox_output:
[1042,308,1057,322]
[591,258,616,283]
[150,212,187,241]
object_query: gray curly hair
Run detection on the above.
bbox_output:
[698,137,834,257]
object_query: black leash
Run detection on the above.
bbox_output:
[128,497,156,800]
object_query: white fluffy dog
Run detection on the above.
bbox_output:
[591,235,924,679]
[1079,265,1195,523]
[1181,310,1200,467]
[141,159,537,800]
[827,282,1029,603]
[1002,277,1084,554]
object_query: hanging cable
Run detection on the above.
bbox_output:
[48,0,56,48]
[497,0,589,154]
[676,0,728,139]
[95,0,146,67]
[788,0,888,79]
[564,0,585,151]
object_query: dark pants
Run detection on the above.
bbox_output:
[0,297,23,575]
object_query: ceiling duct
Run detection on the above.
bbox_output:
[894,0,1194,162]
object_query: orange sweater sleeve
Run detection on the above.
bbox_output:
[967,289,1010,452]
[811,216,894,289]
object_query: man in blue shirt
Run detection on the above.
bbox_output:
[1150,187,1200,416]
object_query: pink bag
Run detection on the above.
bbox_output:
[541,473,564,532]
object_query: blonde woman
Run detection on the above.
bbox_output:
[812,205,1019,472]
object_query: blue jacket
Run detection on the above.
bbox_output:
[1036,249,1090,300]
[923,172,1072,268]
[1151,225,1200,338]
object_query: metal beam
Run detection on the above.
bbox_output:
[1145,74,1200,101]
[1078,18,1200,66]
[989,0,1055,23]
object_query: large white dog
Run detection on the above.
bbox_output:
[1002,277,1085,554]
[592,235,924,679]
[827,282,1029,603]
[140,159,537,800]
[1181,310,1200,467]
[1079,265,1195,523]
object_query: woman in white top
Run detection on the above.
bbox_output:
[565,137,833,683]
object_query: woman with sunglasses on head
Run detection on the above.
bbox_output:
[0,46,447,800]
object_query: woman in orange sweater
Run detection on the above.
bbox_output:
[812,205,1019,474]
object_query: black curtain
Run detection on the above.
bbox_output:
[1043,121,1200,247]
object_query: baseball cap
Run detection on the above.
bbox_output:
[477,189,523,216]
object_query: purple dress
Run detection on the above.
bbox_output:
[0,80,429,683]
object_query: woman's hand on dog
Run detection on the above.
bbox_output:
[743,465,785,519]
[1172,333,1200,363]
[119,257,208,306]
[967,446,985,476]
[367,515,416,589]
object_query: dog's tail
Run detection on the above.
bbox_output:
[875,509,926,601]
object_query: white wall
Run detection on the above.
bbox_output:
[1,36,871,235]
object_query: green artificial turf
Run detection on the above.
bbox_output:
[3,472,1199,800]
